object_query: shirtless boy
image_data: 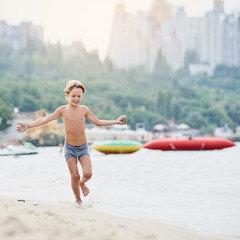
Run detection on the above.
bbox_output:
[16,80,126,206]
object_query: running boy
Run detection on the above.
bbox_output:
[16,80,126,206]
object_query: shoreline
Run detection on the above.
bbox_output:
[0,195,224,240]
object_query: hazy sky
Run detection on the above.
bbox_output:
[0,0,240,59]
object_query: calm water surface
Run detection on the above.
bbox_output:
[0,143,240,240]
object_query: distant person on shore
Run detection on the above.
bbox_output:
[59,143,64,153]
[16,80,127,207]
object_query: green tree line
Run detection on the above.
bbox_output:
[0,43,240,133]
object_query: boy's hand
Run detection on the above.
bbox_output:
[16,123,29,133]
[117,115,127,125]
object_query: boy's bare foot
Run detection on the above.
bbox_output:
[80,182,90,197]
[75,199,82,208]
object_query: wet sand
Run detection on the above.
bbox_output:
[0,195,224,240]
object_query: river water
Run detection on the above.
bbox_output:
[0,143,239,239]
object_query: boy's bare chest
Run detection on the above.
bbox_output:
[63,108,85,123]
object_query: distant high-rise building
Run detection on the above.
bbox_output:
[200,10,225,71]
[0,21,43,50]
[148,0,171,28]
[222,12,240,67]
[163,0,240,74]
[214,0,224,11]
[161,7,201,69]
[107,3,161,71]
[61,41,86,59]
[199,2,240,73]
[107,0,240,74]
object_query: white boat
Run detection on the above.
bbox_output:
[0,143,38,156]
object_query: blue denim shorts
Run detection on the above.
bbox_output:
[64,143,90,161]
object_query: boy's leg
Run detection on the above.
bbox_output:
[79,155,92,197]
[66,157,82,204]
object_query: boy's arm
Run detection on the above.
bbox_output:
[16,107,62,133]
[86,108,123,126]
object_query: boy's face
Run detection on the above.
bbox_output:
[66,87,83,106]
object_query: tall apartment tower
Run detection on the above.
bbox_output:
[214,0,224,11]
[161,7,201,69]
[222,12,240,67]
[148,0,171,28]
[0,21,43,50]
[107,4,135,69]
[107,3,162,71]
[107,0,240,73]
[199,0,225,73]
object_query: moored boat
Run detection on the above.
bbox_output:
[92,140,142,154]
[0,142,38,156]
[143,137,235,151]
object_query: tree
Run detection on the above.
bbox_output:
[226,101,240,126]
[19,95,41,112]
[153,51,172,80]
[0,102,13,131]
[0,41,240,133]
[203,106,230,126]
[156,89,174,118]
[0,88,13,131]
[184,50,200,68]
[184,111,208,129]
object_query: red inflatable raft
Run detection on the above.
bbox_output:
[143,137,236,151]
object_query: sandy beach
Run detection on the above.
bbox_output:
[0,195,224,240]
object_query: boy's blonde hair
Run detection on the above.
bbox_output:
[64,80,86,94]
